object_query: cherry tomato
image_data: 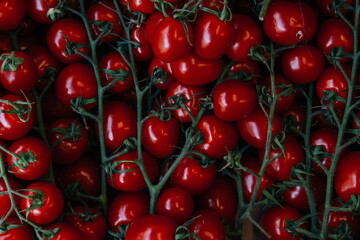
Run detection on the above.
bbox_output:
[129,0,155,14]
[144,11,167,44]
[0,32,13,54]
[148,56,176,90]
[131,24,154,62]
[26,0,62,24]
[281,102,307,137]
[0,217,32,240]
[43,222,83,240]
[0,177,21,218]
[0,0,26,31]
[226,59,260,85]
[315,0,354,16]
[188,210,226,240]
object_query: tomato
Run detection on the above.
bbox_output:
[0,0,26,31]
[212,80,257,121]
[195,114,239,159]
[226,59,260,85]
[107,151,159,192]
[281,102,306,137]
[156,187,194,225]
[148,56,176,90]
[0,177,21,218]
[195,176,237,224]
[47,18,89,63]
[188,210,225,240]
[226,14,262,62]
[55,62,98,110]
[166,81,208,123]
[108,191,150,232]
[170,156,217,195]
[142,114,180,159]
[263,0,317,45]
[26,0,62,24]
[7,137,51,181]
[99,51,135,94]
[21,181,64,225]
[129,0,155,14]
[315,0,354,16]
[260,205,305,240]
[0,94,35,141]
[144,11,167,44]
[0,51,38,94]
[0,32,13,54]
[101,101,137,151]
[63,206,107,240]
[236,108,283,149]
[125,214,178,240]
[131,24,154,62]
[152,17,193,63]
[170,50,222,86]
[59,156,101,196]
[281,44,325,84]
[43,222,83,240]
[0,217,32,240]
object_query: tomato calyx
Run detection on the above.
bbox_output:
[0,221,23,234]
[328,46,354,64]
[70,96,97,113]
[284,215,310,238]
[0,52,24,72]
[8,151,38,171]
[320,89,346,109]
[101,68,130,90]
[309,145,333,174]
[174,216,201,240]
[41,227,61,239]
[88,20,114,39]
[61,34,89,57]
[150,67,168,86]
[0,96,33,123]
[51,121,83,143]
[46,0,68,22]
[22,189,46,216]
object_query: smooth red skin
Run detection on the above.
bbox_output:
[315,0,354,16]
[144,11,167,44]
[131,24,153,62]
[213,80,257,121]
[21,181,64,225]
[26,0,61,24]
[44,223,83,240]
[152,18,193,63]
[195,114,239,159]
[86,1,122,43]
[102,101,137,151]
[99,51,135,94]
[7,137,51,181]
[148,56,175,90]
[156,187,194,225]
[108,151,159,192]
[194,13,234,60]
[281,44,325,84]
[166,81,208,123]
[129,0,155,14]
[188,210,225,240]
[236,108,283,149]
[0,95,34,141]
[0,177,21,218]
[283,174,326,210]
[170,157,217,195]
[0,0,26,31]
[241,154,275,202]
[47,18,89,63]
[63,206,107,240]
[0,217,33,240]
[195,176,237,224]
[142,115,180,159]
[281,102,306,137]
[171,50,222,86]
[59,156,101,196]
[263,0,317,45]
[226,59,260,85]
[0,32,13,54]
[316,18,354,62]
[0,51,38,94]
[125,214,177,240]
[42,88,75,123]
[56,62,98,110]
[226,14,262,61]
[260,205,304,240]
[108,192,150,232]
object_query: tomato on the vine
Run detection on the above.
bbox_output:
[0,0,26,31]
[26,0,62,24]
[130,24,154,62]
[0,217,32,240]
[0,177,21,218]
[188,210,226,240]
[148,56,176,90]
[43,222,83,240]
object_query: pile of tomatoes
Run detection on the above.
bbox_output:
[0,0,359,239]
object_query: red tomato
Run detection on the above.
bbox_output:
[63,206,107,240]
[7,137,51,181]
[47,18,89,63]
[315,0,354,16]
[125,214,178,240]
[0,0,26,31]
[0,177,21,218]
[26,0,62,24]
[43,222,83,240]
[281,44,325,84]
[129,0,155,14]
[0,32,13,54]
[148,56,176,90]
[144,11,167,44]
[108,191,150,232]
[226,59,260,85]
[0,217,32,240]
[281,102,306,137]
[131,24,154,62]
[188,210,226,240]
[0,51,38,94]
[107,151,159,192]
[21,181,64,225]
[213,80,257,121]
[226,14,262,61]
[156,187,194,225]
[55,62,98,110]
[170,156,217,195]
[0,94,35,141]
[263,0,317,45]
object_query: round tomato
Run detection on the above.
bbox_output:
[188,210,225,240]
[43,222,83,240]
[0,217,32,240]
[0,177,21,218]
[148,56,176,90]
[144,11,167,44]
[0,0,26,31]
[0,32,13,54]
[26,0,62,24]
[315,0,354,16]
[281,102,307,137]
[131,24,154,62]
[129,0,155,14]
[226,59,260,85]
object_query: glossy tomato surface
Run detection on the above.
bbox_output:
[188,210,226,240]
[0,217,32,240]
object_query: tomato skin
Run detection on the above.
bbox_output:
[0,177,21,218]
[0,32,13,54]
[226,14,262,62]
[125,214,178,240]
[131,24,154,62]
[144,11,167,44]
[0,0,26,31]
[156,187,194,225]
[188,210,225,240]
[263,0,317,45]
[55,63,98,110]
[226,59,260,85]
[315,0,354,16]
[281,102,306,137]
[170,156,217,195]
[195,114,239,159]
[0,217,33,240]
[107,151,159,192]
[7,137,51,181]
[26,0,61,24]
[129,0,155,14]
[21,181,64,225]
[0,94,35,141]
[281,44,325,84]
[108,192,150,232]
[44,222,83,240]
[213,80,257,121]
[148,56,175,90]
[47,18,89,63]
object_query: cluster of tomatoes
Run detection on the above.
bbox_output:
[0,0,359,239]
